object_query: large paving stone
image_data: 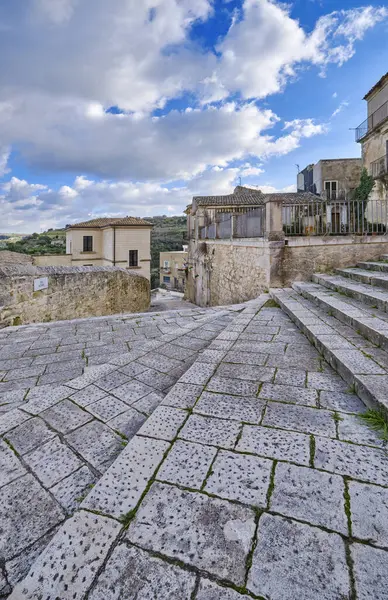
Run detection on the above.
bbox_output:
[236,425,310,465]
[319,390,365,413]
[307,371,348,392]
[0,408,31,435]
[205,450,272,507]
[270,463,347,534]
[161,382,204,408]
[349,481,388,546]
[9,510,121,600]
[314,437,388,485]
[259,382,318,407]
[94,370,131,391]
[132,391,164,415]
[50,466,98,514]
[351,543,388,600]
[41,399,93,433]
[180,414,240,449]
[0,439,26,488]
[274,368,307,387]
[135,368,176,391]
[89,543,196,600]
[0,474,64,560]
[137,406,187,441]
[223,350,268,366]
[196,579,244,599]
[24,437,83,487]
[194,391,265,423]
[23,384,72,414]
[157,440,216,488]
[86,395,129,421]
[206,376,258,396]
[263,402,336,437]
[179,362,217,385]
[66,420,124,472]
[247,514,350,599]
[337,413,385,447]
[118,361,148,377]
[127,482,255,585]
[4,416,55,455]
[82,436,169,519]
[107,408,147,438]
[138,353,182,373]
[111,380,154,404]
[69,384,108,407]
[65,363,117,390]
[216,363,275,382]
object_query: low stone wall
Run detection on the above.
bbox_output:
[187,235,388,307]
[0,265,150,327]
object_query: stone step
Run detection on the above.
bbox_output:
[336,267,388,289]
[357,261,388,273]
[312,273,388,312]
[292,281,388,351]
[381,254,388,260]
[271,287,388,414]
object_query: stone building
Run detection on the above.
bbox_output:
[159,248,188,292]
[66,217,153,280]
[356,72,388,206]
[297,159,362,199]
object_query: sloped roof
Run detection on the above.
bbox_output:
[193,186,320,210]
[67,217,153,229]
[364,72,388,100]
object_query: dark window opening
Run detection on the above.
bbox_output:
[129,250,139,267]
[83,236,93,252]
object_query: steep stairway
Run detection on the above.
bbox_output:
[271,256,388,414]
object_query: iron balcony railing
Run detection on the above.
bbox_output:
[355,99,388,142]
[371,154,388,178]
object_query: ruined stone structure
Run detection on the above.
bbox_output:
[0,265,150,327]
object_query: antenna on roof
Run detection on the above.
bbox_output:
[238,176,242,186]
[296,164,300,173]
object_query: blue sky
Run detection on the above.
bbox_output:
[0,0,387,232]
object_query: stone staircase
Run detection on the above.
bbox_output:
[271,256,388,414]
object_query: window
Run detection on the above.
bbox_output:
[83,236,93,252]
[163,276,170,283]
[129,250,138,267]
[324,181,337,200]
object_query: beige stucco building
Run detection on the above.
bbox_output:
[65,217,153,280]
[356,72,388,207]
[297,159,362,199]
[159,248,187,292]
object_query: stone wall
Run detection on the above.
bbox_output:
[0,265,150,327]
[187,236,388,307]
[33,254,72,267]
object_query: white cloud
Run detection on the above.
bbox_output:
[0,147,10,177]
[331,100,349,118]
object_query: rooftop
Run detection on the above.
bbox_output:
[193,185,320,210]
[364,72,388,100]
[67,217,153,229]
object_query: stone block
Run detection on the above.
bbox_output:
[157,440,216,488]
[0,408,31,435]
[180,414,240,449]
[351,543,388,600]
[161,382,204,409]
[196,579,244,600]
[138,353,181,373]
[94,370,131,392]
[118,361,148,378]
[206,376,258,396]
[89,544,196,600]
[179,362,217,385]
[41,399,92,433]
[259,383,318,407]
[247,514,350,599]
[271,463,347,533]
[82,436,169,518]
[216,363,275,383]
[10,510,121,600]
[337,413,385,447]
[236,425,310,465]
[307,371,348,392]
[107,408,146,438]
[274,368,307,387]
[135,368,176,391]
[349,481,388,546]
[137,406,187,441]
[131,391,163,416]
[263,403,336,437]
[87,395,129,422]
[194,391,264,423]
[24,436,83,487]
[66,421,124,472]
[127,482,255,585]
[224,350,268,366]
[23,384,72,414]
[70,384,107,407]
[319,390,365,413]
[0,439,25,488]
[5,417,55,455]
[205,450,272,507]
[111,380,154,405]
[50,465,97,514]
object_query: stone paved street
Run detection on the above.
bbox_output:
[2,298,388,598]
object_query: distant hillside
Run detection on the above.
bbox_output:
[144,216,187,288]
[0,229,66,255]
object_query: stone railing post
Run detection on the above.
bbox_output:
[264,197,285,241]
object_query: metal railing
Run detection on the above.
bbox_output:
[283,198,388,236]
[371,154,388,178]
[355,99,388,142]
[198,206,265,239]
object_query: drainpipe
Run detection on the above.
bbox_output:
[113,226,116,266]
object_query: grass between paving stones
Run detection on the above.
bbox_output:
[358,408,388,442]
[309,435,315,468]
[262,299,280,309]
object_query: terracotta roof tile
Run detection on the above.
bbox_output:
[67,217,153,229]
[193,186,321,210]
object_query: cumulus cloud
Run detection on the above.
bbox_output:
[0,147,10,177]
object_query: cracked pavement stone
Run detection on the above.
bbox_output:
[89,543,196,600]
[237,424,310,465]
[270,463,347,534]
[349,481,388,547]
[82,435,169,518]
[352,543,388,600]
[314,437,388,485]
[157,440,216,488]
[194,391,265,423]
[9,510,121,600]
[247,514,350,599]
[66,420,124,472]
[180,414,240,449]
[24,436,83,488]
[127,482,256,585]
[205,450,272,507]
[0,474,64,560]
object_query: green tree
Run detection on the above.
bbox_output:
[353,168,375,232]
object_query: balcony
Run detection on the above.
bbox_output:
[371,154,388,178]
[355,99,388,142]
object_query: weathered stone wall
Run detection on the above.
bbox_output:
[33,254,72,267]
[187,236,388,307]
[0,265,150,327]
